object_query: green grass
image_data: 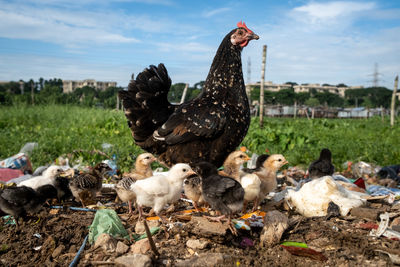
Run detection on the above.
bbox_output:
[0,105,399,172]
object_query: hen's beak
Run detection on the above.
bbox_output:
[249,33,259,40]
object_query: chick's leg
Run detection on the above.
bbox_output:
[227,215,238,236]
[252,197,260,212]
[128,201,133,214]
[138,205,144,220]
[242,200,248,214]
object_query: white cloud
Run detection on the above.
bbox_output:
[202,7,231,18]
[293,1,376,24]
[243,2,400,89]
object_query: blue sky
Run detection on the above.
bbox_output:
[0,0,399,89]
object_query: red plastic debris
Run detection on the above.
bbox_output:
[281,245,328,261]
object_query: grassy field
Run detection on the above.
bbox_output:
[0,105,399,172]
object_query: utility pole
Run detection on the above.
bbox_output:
[390,75,398,127]
[246,57,252,106]
[30,80,35,105]
[259,45,267,127]
[180,83,189,104]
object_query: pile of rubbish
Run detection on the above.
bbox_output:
[1,144,400,266]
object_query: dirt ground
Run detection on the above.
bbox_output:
[1,181,400,266]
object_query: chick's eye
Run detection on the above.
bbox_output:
[183,169,187,172]
[278,159,282,162]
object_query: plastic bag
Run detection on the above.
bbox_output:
[88,209,129,244]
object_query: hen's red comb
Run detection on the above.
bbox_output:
[237,21,253,34]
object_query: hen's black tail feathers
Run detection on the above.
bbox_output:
[118,63,175,154]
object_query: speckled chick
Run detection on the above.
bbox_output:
[183,174,205,211]
[69,163,111,207]
[119,22,259,168]
[116,153,156,214]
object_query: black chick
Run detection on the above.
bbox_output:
[0,185,57,225]
[53,176,73,202]
[193,161,244,235]
[69,163,111,207]
[308,148,335,179]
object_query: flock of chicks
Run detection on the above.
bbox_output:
[115,150,289,234]
[0,148,334,234]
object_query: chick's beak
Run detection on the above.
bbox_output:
[187,169,196,177]
[283,160,289,165]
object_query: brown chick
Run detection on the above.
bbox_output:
[252,154,288,211]
[116,153,156,214]
[218,151,250,181]
[69,163,111,207]
[124,153,156,179]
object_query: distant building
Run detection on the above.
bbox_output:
[62,79,117,93]
[246,82,363,97]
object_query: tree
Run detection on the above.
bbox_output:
[305,97,320,107]
[285,82,298,86]
[337,83,348,87]
[295,92,310,104]
[275,88,295,105]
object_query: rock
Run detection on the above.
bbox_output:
[260,210,289,247]
[175,253,231,267]
[188,216,228,238]
[186,239,209,250]
[94,233,117,252]
[115,254,152,267]
[51,245,65,258]
[68,245,77,253]
[130,238,150,254]
[116,241,130,255]
[135,220,160,235]
[350,207,379,221]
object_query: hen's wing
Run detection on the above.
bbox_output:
[132,175,169,197]
[155,99,227,145]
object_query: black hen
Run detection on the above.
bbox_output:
[194,161,244,234]
[119,22,259,167]
[0,185,57,225]
[308,148,335,179]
